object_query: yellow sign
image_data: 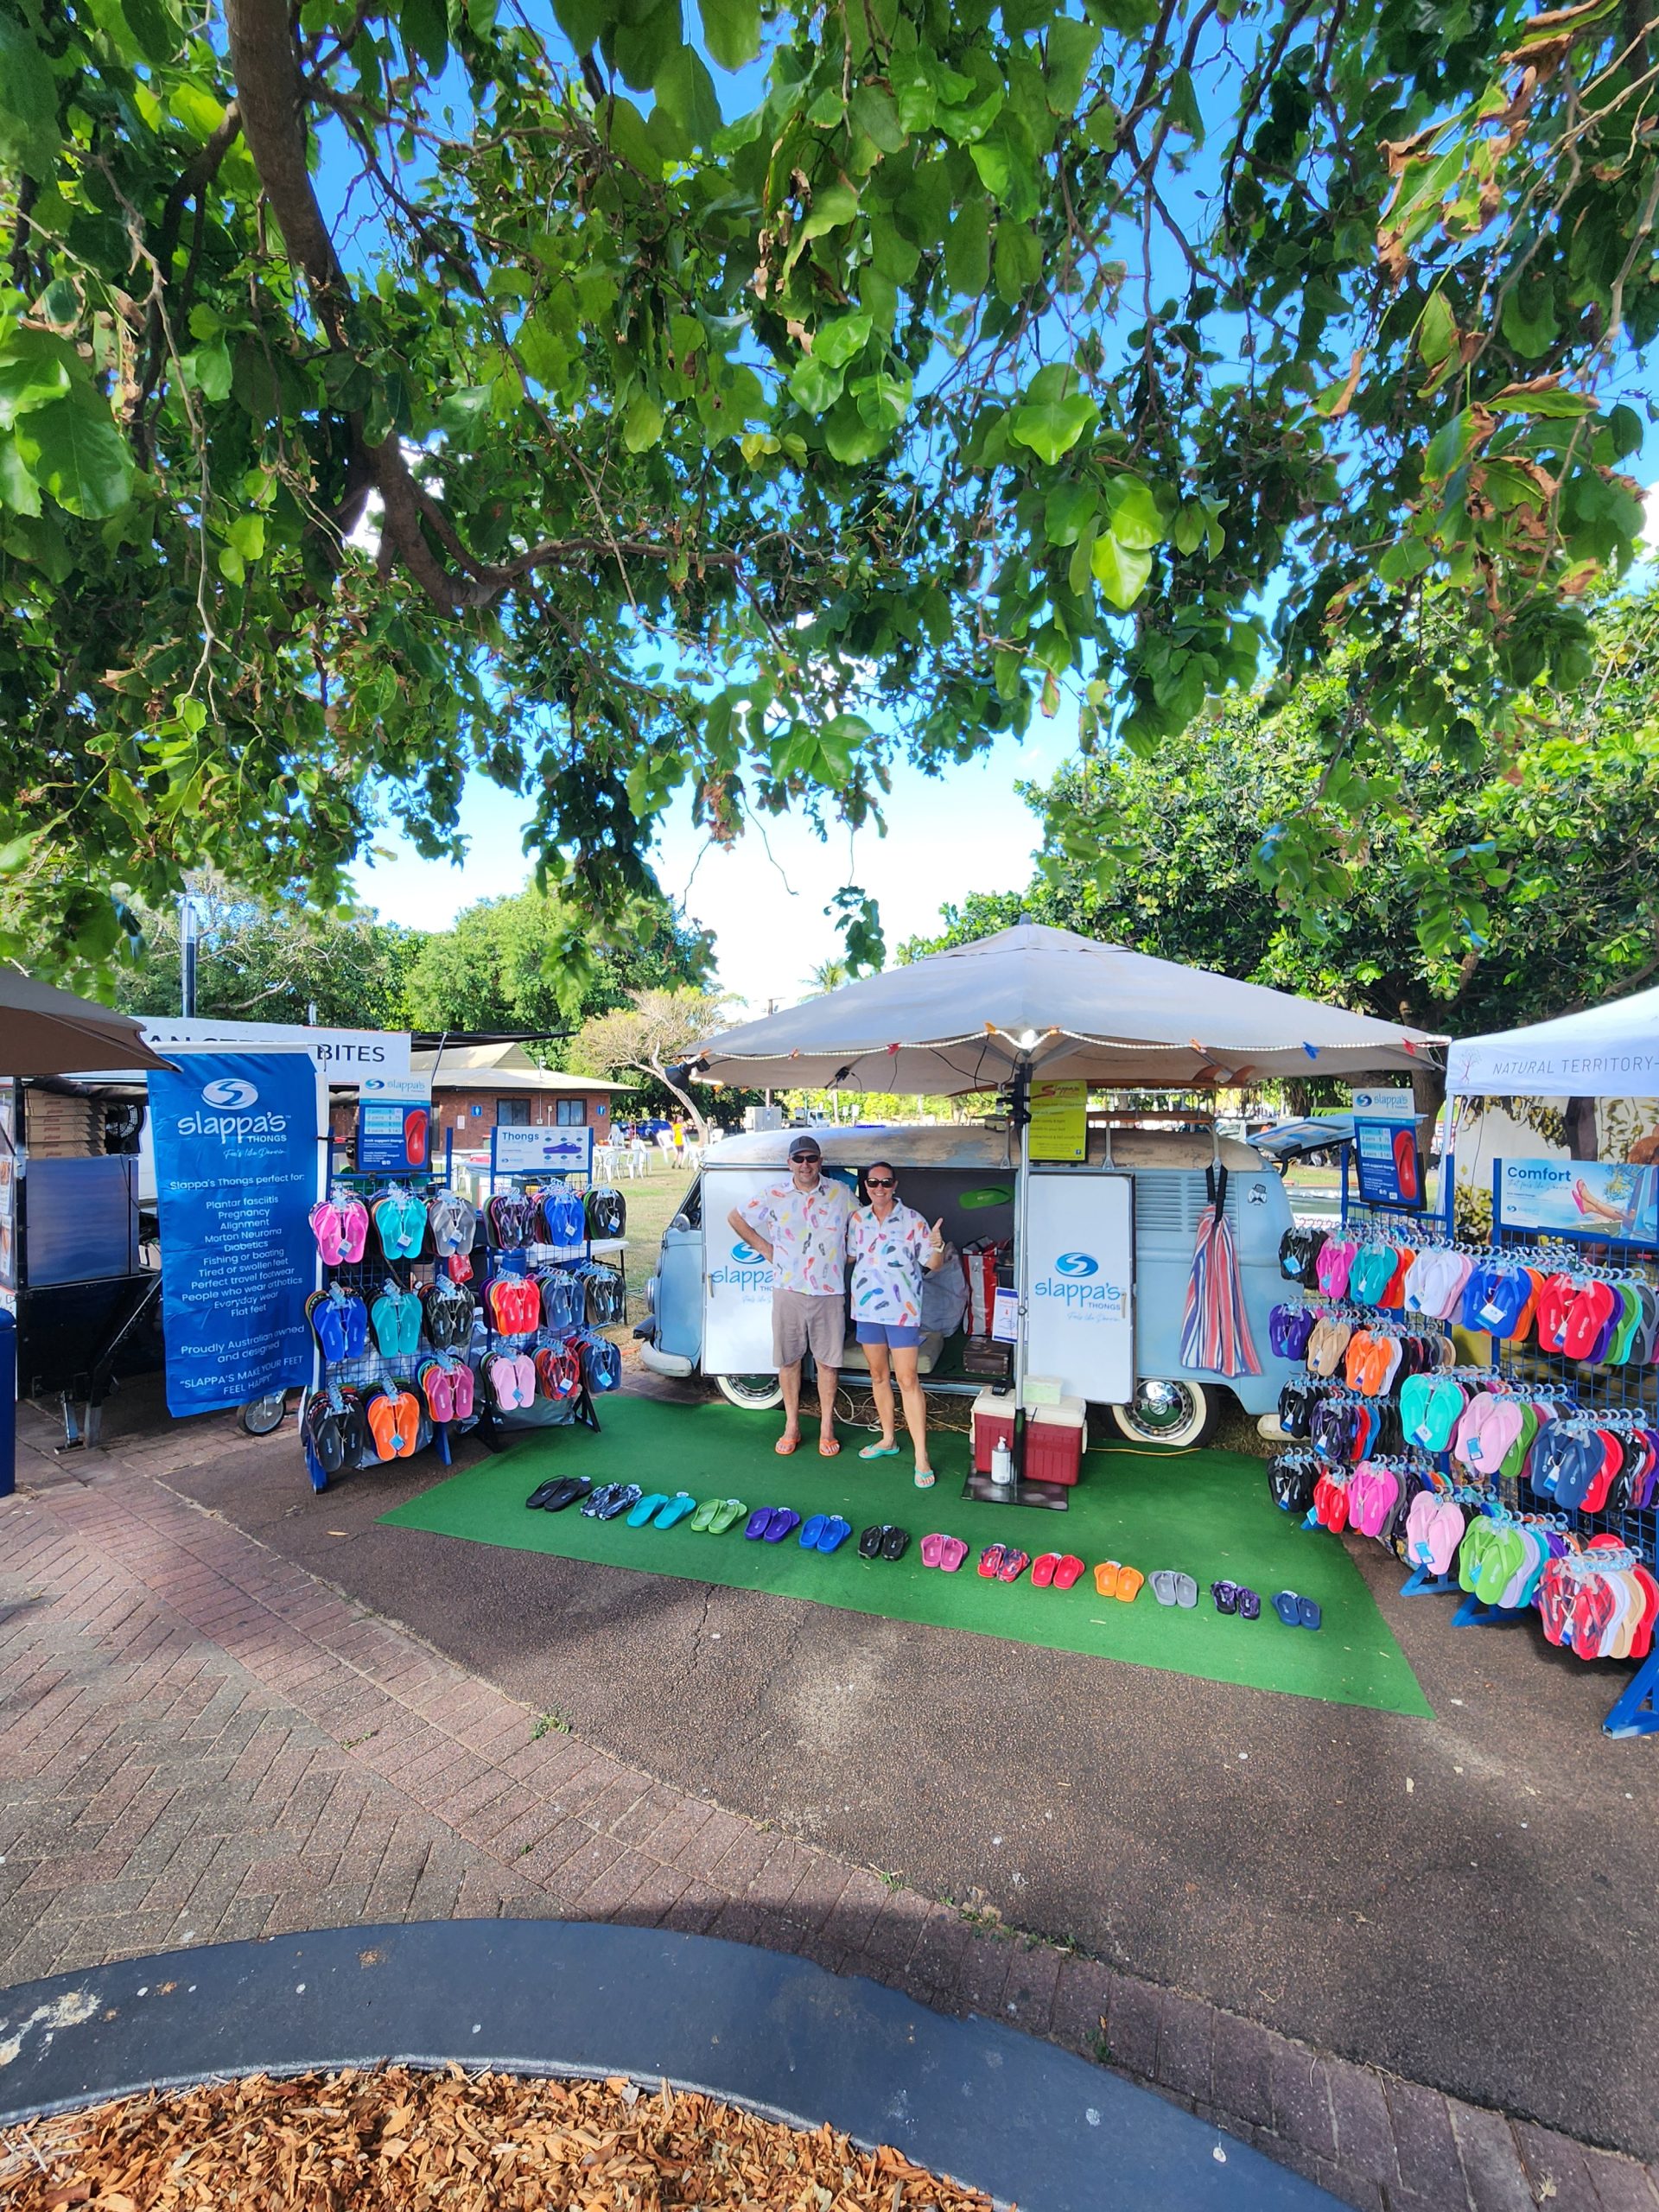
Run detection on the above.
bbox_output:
[1029,1079,1087,1162]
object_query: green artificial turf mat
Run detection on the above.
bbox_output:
[380,1395,1431,1716]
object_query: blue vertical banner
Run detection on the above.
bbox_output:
[147,1052,319,1415]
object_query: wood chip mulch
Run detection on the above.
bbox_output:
[0,2063,998,2209]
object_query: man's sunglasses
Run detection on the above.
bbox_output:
[865,1175,895,1188]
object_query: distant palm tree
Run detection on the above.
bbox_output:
[804,958,849,995]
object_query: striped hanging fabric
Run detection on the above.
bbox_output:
[1180,1166,1262,1377]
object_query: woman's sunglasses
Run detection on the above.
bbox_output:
[865,1175,895,1188]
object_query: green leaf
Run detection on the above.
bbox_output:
[1008,393,1096,464]
[622,391,665,452]
[823,397,888,463]
[699,0,759,69]
[552,0,607,47]
[812,312,872,370]
[1164,64,1202,141]
[0,13,59,181]
[610,2,681,92]
[1103,474,1164,550]
[167,81,228,140]
[850,86,906,153]
[16,397,134,519]
[1416,291,1457,370]
[0,434,41,518]
[1090,531,1152,609]
[398,0,448,71]
[993,220,1042,304]
[228,512,265,562]
[1045,481,1096,546]
[0,347,71,429]
[969,115,1039,221]
[1499,274,1559,360]
[654,42,721,146]
[184,341,233,403]
[799,181,859,241]
[1489,379,1594,418]
[1043,17,1098,112]
[944,194,990,294]
[788,355,844,414]
[1376,534,1433,584]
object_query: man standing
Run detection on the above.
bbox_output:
[728,1134,852,1457]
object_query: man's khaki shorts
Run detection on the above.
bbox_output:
[772,1288,846,1369]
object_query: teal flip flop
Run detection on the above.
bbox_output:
[654,1492,696,1529]
[626,1491,671,1528]
[859,1443,900,1460]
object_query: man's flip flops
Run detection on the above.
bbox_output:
[1272,1590,1323,1630]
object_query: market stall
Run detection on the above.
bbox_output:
[676,925,1444,1455]
[1361,987,1659,1737]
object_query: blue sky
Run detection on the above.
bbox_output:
[353,705,1083,1014]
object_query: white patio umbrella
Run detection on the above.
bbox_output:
[688,925,1445,1093]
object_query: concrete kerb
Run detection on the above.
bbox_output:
[0,1918,1339,2210]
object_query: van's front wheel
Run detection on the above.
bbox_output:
[715,1373,785,1413]
[1108,1379,1217,1449]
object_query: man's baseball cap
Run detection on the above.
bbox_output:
[787,1135,823,1160]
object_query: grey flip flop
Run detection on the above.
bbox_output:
[1173,1573,1199,1609]
[1150,1570,1181,1606]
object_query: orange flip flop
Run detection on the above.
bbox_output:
[1094,1560,1121,1598]
[1116,1566,1145,1603]
[775,1435,800,1456]
[366,1393,400,1463]
[818,1438,841,1457]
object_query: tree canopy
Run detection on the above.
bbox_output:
[570,987,732,1135]
[3,0,1656,977]
[114,881,424,1026]
[402,882,713,1040]
[907,579,1659,1045]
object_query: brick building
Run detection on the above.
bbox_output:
[410,1042,625,1146]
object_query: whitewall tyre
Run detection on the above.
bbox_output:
[1108,1379,1218,1449]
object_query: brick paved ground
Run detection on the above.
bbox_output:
[2,1423,1655,2212]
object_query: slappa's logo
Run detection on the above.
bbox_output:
[731,1241,764,1262]
[711,1238,772,1294]
[1035,1247,1122,1317]
[201,1076,258,1109]
[1052,1250,1098,1277]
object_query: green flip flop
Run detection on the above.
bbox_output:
[860,1443,900,1460]
[626,1491,671,1528]
[709,1497,748,1535]
[688,1497,722,1533]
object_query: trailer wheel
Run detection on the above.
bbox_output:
[239,1390,289,1436]
[1108,1379,1217,1450]
[715,1373,785,1413]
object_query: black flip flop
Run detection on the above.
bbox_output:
[542,1477,592,1513]
[880,1525,910,1561]
[526,1478,566,1510]
[857,1523,887,1559]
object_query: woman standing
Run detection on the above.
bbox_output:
[849,1160,944,1487]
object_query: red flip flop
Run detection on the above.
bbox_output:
[1031,1553,1062,1588]
[998,1548,1031,1584]
[977,1543,1007,1579]
[1052,1554,1086,1589]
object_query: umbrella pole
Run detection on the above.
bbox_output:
[1012,1061,1031,1473]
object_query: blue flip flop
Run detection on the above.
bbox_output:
[627,1491,671,1528]
[1271,1590,1301,1627]
[1297,1596,1323,1630]
[654,1492,696,1529]
[764,1508,802,1544]
[799,1512,829,1548]
[816,1514,852,1554]
[745,1506,779,1541]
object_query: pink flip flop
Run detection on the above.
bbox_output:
[920,1533,946,1568]
[938,1537,968,1573]
[308,1201,345,1265]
